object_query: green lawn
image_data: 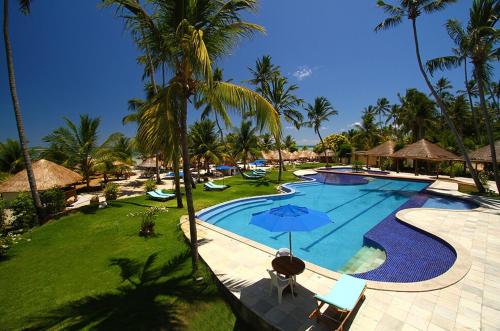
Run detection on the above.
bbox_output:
[0,171,299,330]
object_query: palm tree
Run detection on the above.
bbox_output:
[375,0,485,192]
[305,97,338,166]
[258,75,303,181]
[354,111,380,150]
[283,135,298,153]
[399,88,437,141]
[189,120,223,178]
[3,0,43,221]
[0,139,24,173]
[427,20,481,139]
[466,0,500,192]
[43,115,101,190]
[248,55,281,90]
[259,133,275,152]
[109,0,279,271]
[230,121,260,171]
[375,97,391,128]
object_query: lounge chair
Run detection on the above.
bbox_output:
[146,191,175,200]
[253,169,267,174]
[242,172,265,180]
[204,181,228,191]
[308,275,366,331]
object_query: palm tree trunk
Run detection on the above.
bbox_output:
[276,137,283,182]
[3,0,43,222]
[317,130,328,167]
[475,66,500,193]
[155,152,161,184]
[464,60,481,140]
[172,154,183,208]
[180,97,198,271]
[214,112,224,142]
[411,18,484,192]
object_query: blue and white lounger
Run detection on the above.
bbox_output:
[146,191,175,200]
[309,274,366,330]
[204,182,228,191]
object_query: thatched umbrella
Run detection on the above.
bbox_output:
[0,159,83,193]
[137,157,159,169]
[390,139,459,175]
[364,140,396,169]
[469,141,500,163]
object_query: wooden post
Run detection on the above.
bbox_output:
[414,159,418,176]
[396,158,400,173]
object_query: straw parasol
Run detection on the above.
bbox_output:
[469,141,500,163]
[0,159,83,193]
[365,140,396,157]
[391,139,459,161]
[137,157,160,169]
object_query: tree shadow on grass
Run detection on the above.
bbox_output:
[27,251,220,331]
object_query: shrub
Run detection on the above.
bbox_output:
[104,183,119,201]
[478,171,492,193]
[0,198,6,233]
[352,160,364,172]
[11,193,37,230]
[129,207,167,237]
[0,231,24,259]
[144,179,157,193]
[40,188,66,215]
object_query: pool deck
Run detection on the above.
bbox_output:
[181,176,500,330]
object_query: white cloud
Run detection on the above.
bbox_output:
[293,66,313,81]
[350,122,361,128]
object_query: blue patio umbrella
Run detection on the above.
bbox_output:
[250,204,332,260]
[215,165,234,184]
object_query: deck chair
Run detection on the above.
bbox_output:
[204,182,228,191]
[242,172,265,180]
[268,269,292,304]
[308,275,366,331]
[146,191,175,200]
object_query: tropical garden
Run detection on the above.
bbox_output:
[0,0,498,329]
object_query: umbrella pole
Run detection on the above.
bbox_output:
[289,232,293,262]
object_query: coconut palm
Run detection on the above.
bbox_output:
[399,88,437,141]
[305,97,338,166]
[375,97,391,128]
[3,0,43,221]
[427,20,482,139]
[189,120,223,177]
[230,121,260,171]
[259,133,275,152]
[0,139,24,173]
[107,0,279,270]
[248,55,281,90]
[258,75,303,181]
[43,115,101,190]
[375,0,485,192]
[283,135,298,153]
[466,0,500,192]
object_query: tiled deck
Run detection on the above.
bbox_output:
[181,179,500,330]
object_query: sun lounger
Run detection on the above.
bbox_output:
[242,172,265,179]
[146,191,175,200]
[204,182,228,191]
[308,275,366,331]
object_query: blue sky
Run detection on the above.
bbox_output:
[0,0,493,146]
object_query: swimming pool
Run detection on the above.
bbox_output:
[198,173,476,282]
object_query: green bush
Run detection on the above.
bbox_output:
[11,193,37,230]
[144,179,157,193]
[129,207,166,237]
[0,231,24,259]
[0,198,6,232]
[478,171,492,193]
[40,188,66,215]
[104,183,119,201]
[352,160,364,172]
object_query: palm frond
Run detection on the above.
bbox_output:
[375,16,403,32]
[426,55,462,75]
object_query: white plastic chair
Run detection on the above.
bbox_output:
[275,248,291,257]
[268,269,292,304]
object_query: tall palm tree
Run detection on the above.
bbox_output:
[44,115,101,190]
[427,20,481,139]
[3,0,43,221]
[111,0,279,271]
[259,133,275,152]
[467,0,500,192]
[375,0,485,192]
[0,139,24,173]
[230,121,260,171]
[375,97,391,128]
[189,120,223,177]
[248,55,281,90]
[283,135,298,152]
[258,75,303,181]
[399,88,437,141]
[354,111,380,150]
[305,97,338,166]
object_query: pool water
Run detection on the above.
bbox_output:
[198,174,476,274]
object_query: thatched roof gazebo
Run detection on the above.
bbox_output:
[0,159,82,195]
[390,139,459,175]
[365,140,396,157]
[137,157,161,169]
[469,141,500,163]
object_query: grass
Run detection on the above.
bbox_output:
[458,183,500,200]
[0,170,299,330]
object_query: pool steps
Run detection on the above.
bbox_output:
[197,198,273,221]
[340,246,386,274]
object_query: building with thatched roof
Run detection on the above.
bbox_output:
[0,159,83,200]
[391,139,458,161]
[365,140,396,157]
[137,157,161,169]
[469,141,500,163]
